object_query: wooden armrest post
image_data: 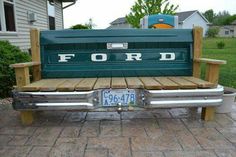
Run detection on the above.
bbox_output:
[14,66,34,125]
[14,67,30,88]
[30,28,41,81]
[205,63,220,86]
[201,62,222,121]
[14,28,41,125]
[192,27,222,121]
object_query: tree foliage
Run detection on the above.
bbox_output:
[222,14,236,25]
[70,18,96,29]
[203,10,236,26]
[126,0,178,28]
[70,24,90,29]
[213,11,231,25]
[203,9,215,23]
[206,27,219,38]
[0,41,31,98]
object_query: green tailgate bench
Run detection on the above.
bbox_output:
[10,27,226,125]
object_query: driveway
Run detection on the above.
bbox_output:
[0,99,236,157]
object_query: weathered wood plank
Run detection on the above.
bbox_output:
[57,79,82,91]
[10,62,41,68]
[30,28,40,62]
[30,28,41,81]
[194,58,226,65]
[154,77,179,89]
[21,79,50,91]
[183,77,214,88]
[20,111,34,125]
[169,77,198,89]
[94,78,111,89]
[201,107,215,121]
[193,27,203,78]
[126,77,144,89]
[75,78,97,91]
[205,64,220,86]
[39,79,66,91]
[111,77,127,89]
[139,77,162,90]
[15,67,30,88]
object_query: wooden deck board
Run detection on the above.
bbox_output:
[57,79,82,91]
[126,77,144,89]
[19,77,214,91]
[111,77,127,88]
[168,77,198,89]
[139,77,162,89]
[39,79,66,91]
[183,77,214,88]
[154,77,179,89]
[21,79,52,92]
[75,78,97,91]
[94,78,111,89]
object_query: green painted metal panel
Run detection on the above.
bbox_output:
[40,29,193,78]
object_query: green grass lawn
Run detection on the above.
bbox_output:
[203,37,236,88]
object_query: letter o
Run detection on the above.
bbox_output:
[91,53,107,62]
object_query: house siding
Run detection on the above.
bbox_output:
[218,26,236,37]
[55,1,63,30]
[181,12,209,36]
[108,23,132,29]
[0,0,63,51]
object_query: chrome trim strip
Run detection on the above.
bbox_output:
[35,102,93,107]
[150,99,222,105]
[18,91,94,95]
[147,85,223,94]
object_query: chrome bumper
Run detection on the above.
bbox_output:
[12,85,224,111]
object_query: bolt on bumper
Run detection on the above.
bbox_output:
[12,85,224,111]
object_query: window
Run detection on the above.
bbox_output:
[225,31,229,35]
[0,0,16,32]
[47,1,55,30]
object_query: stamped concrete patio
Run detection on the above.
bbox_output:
[0,99,236,157]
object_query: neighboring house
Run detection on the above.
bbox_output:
[108,10,210,36]
[0,0,76,51]
[217,20,236,37]
[177,10,210,36]
[107,17,132,29]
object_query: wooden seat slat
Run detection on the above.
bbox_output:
[126,77,144,89]
[94,78,111,89]
[75,78,97,91]
[21,79,53,92]
[57,79,83,91]
[183,77,214,88]
[139,77,162,89]
[111,77,127,89]
[39,79,67,91]
[154,77,179,89]
[168,77,198,89]
[20,77,215,91]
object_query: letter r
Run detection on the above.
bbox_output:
[125,53,142,61]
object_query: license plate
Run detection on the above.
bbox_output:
[102,89,136,107]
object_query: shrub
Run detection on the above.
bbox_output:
[70,24,89,29]
[0,41,31,98]
[207,27,219,38]
[217,41,225,49]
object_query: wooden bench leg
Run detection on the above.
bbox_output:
[201,107,215,121]
[20,111,34,125]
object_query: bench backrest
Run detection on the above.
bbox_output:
[40,29,195,78]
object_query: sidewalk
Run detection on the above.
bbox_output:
[0,99,236,157]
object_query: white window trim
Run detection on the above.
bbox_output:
[0,0,17,34]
